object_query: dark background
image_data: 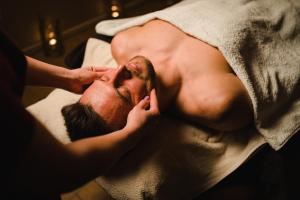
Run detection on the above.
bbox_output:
[0,0,180,51]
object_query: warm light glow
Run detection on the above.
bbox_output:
[49,38,57,46]
[111,5,118,11]
[48,31,55,38]
[111,11,120,18]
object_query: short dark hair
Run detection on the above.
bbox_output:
[61,102,112,141]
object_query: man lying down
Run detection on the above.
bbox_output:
[62,20,253,141]
[61,0,300,198]
[61,20,255,197]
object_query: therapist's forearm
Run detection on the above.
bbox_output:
[59,131,134,191]
[14,120,137,195]
[67,130,134,174]
[25,56,71,89]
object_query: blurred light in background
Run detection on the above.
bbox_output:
[110,0,122,18]
[49,38,57,46]
[39,17,64,57]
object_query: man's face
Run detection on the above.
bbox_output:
[80,56,155,130]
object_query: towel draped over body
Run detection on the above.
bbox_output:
[96,0,300,150]
[93,0,300,199]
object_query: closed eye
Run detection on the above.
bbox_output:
[116,86,132,105]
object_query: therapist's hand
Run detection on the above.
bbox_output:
[67,66,109,93]
[124,89,160,142]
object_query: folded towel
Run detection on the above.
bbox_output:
[96,0,300,150]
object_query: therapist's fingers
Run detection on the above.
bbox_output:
[135,96,150,110]
[149,89,160,115]
[93,66,111,72]
[83,66,111,80]
[93,66,115,79]
[85,66,111,72]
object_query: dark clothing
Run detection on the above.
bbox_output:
[0,29,35,198]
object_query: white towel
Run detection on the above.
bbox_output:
[96,0,300,150]
[97,119,265,200]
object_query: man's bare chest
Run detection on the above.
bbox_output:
[112,20,232,99]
